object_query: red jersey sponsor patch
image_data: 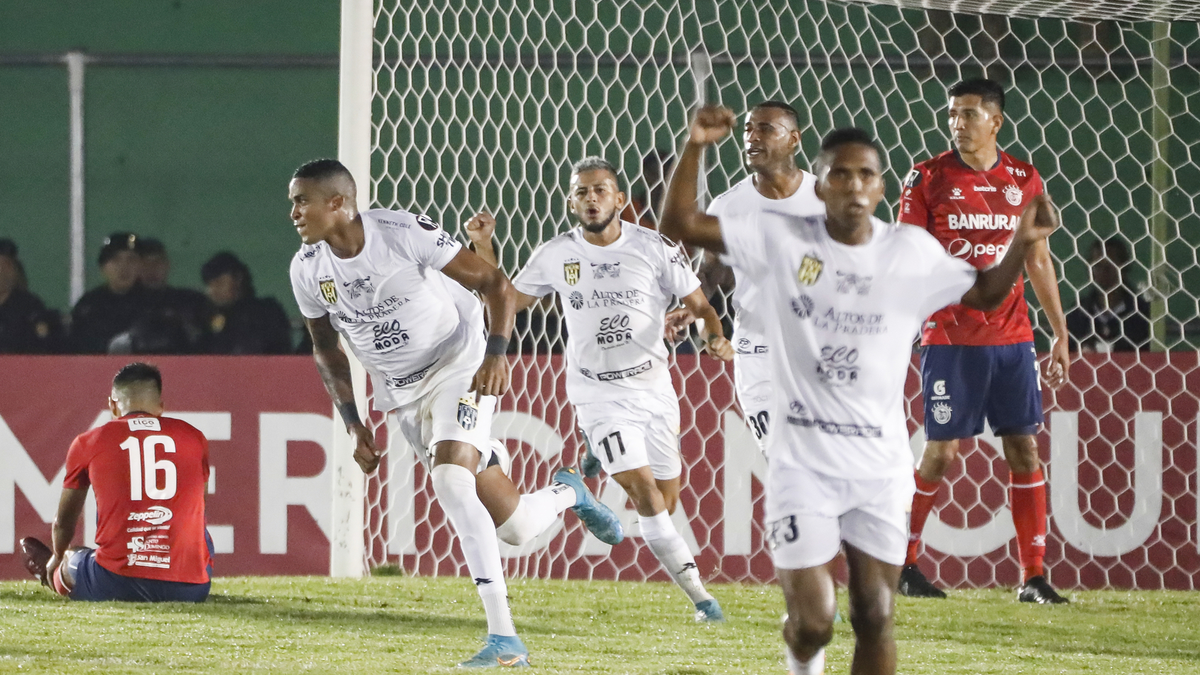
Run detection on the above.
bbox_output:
[897,149,1042,346]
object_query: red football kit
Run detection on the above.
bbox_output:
[62,413,211,584]
[897,149,1043,346]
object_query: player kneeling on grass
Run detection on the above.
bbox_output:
[21,363,214,603]
[467,157,734,623]
[288,159,622,668]
[662,107,1060,675]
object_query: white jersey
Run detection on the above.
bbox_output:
[513,221,701,405]
[290,208,482,410]
[708,173,822,356]
[719,211,976,479]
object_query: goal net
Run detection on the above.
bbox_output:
[337,0,1200,589]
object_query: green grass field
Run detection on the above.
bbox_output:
[1,576,1197,674]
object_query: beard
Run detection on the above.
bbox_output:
[572,205,620,233]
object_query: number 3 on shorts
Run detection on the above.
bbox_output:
[767,514,799,550]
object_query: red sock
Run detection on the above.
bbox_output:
[906,471,941,565]
[1009,469,1047,581]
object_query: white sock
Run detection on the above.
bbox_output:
[639,510,713,605]
[786,647,825,675]
[430,464,516,636]
[495,483,578,546]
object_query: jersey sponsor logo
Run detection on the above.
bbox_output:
[735,337,768,355]
[948,238,1009,260]
[128,506,172,525]
[591,262,621,279]
[950,187,965,200]
[903,169,922,188]
[586,288,644,309]
[932,401,953,424]
[384,363,434,388]
[835,271,872,295]
[933,379,947,396]
[1004,184,1024,206]
[796,254,823,286]
[947,213,1017,230]
[790,295,814,319]
[435,232,455,247]
[127,551,172,569]
[415,214,439,231]
[457,396,479,430]
[1006,165,1027,177]
[127,418,161,432]
[587,360,653,382]
[343,295,409,322]
[568,291,584,309]
[127,536,171,554]
[784,410,882,438]
[301,247,318,259]
[974,185,997,192]
[319,277,338,304]
[595,313,633,350]
[343,276,375,299]
[816,345,860,386]
[564,258,581,285]
[813,307,885,336]
[372,320,410,352]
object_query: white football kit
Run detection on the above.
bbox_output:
[719,211,976,568]
[513,221,701,478]
[290,208,494,469]
[707,173,822,449]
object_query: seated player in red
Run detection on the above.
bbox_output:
[21,362,214,602]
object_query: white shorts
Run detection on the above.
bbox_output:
[733,351,772,450]
[574,389,682,480]
[388,338,496,474]
[765,462,914,570]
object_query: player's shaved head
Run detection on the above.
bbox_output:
[110,362,164,416]
[293,158,357,199]
[570,156,621,186]
[752,101,799,130]
[948,78,1005,112]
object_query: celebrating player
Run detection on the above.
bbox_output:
[897,78,1071,604]
[662,106,1059,675]
[705,101,823,448]
[467,156,734,623]
[20,363,214,602]
[287,159,622,668]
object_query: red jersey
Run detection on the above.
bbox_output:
[897,149,1043,346]
[63,414,211,584]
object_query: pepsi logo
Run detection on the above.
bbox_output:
[949,239,972,258]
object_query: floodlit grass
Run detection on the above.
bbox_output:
[1,576,1198,674]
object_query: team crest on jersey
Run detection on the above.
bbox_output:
[1004,184,1024,206]
[564,258,581,285]
[343,276,375,299]
[932,401,953,425]
[457,396,479,430]
[797,255,823,286]
[591,262,621,279]
[318,277,338,304]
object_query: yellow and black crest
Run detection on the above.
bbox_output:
[564,258,581,286]
[319,277,338,304]
[797,255,823,286]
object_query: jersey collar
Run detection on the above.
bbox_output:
[952,148,1002,172]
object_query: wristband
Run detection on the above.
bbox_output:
[485,334,510,356]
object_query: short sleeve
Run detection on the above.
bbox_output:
[1028,169,1046,200]
[512,243,557,299]
[896,167,929,228]
[62,435,91,490]
[658,238,702,299]
[375,210,462,271]
[289,256,327,319]
[908,230,978,319]
[718,210,768,277]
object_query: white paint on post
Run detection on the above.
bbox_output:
[66,51,87,305]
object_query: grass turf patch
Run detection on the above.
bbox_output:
[1,577,1198,673]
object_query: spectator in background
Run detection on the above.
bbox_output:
[133,238,211,352]
[70,233,147,354]
[200,252,292,354]
[1067,236,1150,352]
[0,239,63,353]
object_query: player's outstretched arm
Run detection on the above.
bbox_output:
[961,194,1060,312]
[660,105,737,252]
[440,248,518,397]
[462,210,543,313]
[679,287,734,361]
[305,315,382,473]
[47,486,87,581]
[1025,239,1071,388]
